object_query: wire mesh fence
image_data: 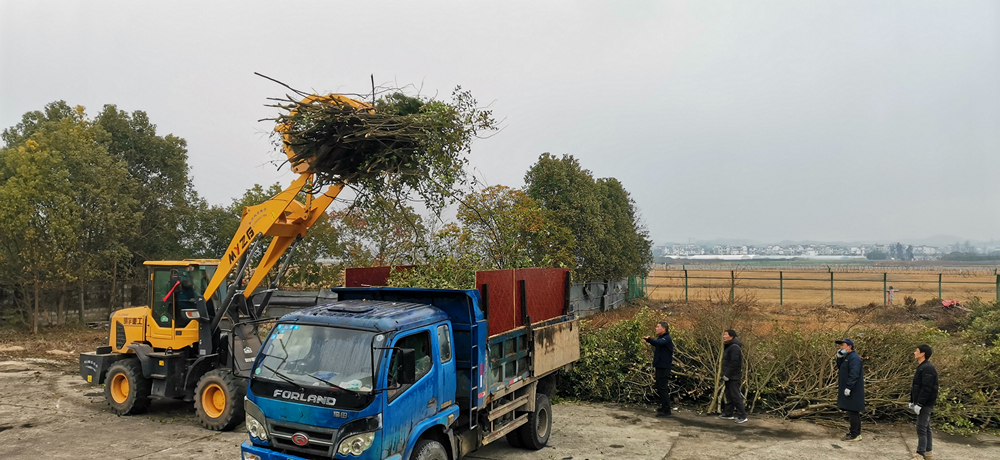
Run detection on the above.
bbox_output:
[647,267,999,306]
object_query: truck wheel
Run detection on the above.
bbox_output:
[505,430,524,448]
[104,359,151,415]
[516,393,552,450]
[410,439,448,460]
[194,369,246,431]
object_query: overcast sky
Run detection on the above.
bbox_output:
[2,1,998,245]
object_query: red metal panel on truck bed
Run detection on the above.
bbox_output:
[516,268,570,324]
[477,269,518,336]
[344,266,414,287]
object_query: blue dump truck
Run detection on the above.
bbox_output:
[240,282,580,460]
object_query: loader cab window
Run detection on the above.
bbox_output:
[387,330,432,400]
[151,269,174,328]
[150,265,221,329]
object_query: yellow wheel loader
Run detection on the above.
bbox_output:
[79,94,367,431]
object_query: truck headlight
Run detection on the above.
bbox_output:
[246,413,268,441]
[337,432,375,456]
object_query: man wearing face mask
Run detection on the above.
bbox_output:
[835,338,865,441]
[644,321,675,417]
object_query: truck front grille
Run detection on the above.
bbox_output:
[268,419,338,459]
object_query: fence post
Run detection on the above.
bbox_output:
[730,270,735,302]
[883,273,888,306]
[996,274,999,302]
[830,272,834,306]
[779,271,783,306]
[684,269,689,302]
[938,273,942,300]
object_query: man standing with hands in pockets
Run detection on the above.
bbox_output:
[836,338,865,441]
[719,329,747,424]
[644,321,674,417]
[910,344,938,459]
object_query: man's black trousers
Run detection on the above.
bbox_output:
[655,367,671,414]
[721,378,746,419]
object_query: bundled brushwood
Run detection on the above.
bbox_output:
[263,80,496,213]
[561,300,1000,434]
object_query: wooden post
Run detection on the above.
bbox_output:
[830,272,834,306]
[779,271,783,306]
[730,270,735,302]
[684,269,689,302]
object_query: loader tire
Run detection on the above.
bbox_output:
[104,359,151,415]
[194,369,246,431]
[514,393,551,450]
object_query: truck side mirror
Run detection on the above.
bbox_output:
[397,348,416,385]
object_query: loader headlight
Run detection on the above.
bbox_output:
[337,432,375,456]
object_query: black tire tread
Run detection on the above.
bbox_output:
[516,393,552,450]
[193,368,246,431]
[410,439,449,460]
[104,358,151,415]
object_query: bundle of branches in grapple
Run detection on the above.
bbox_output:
[266,86,496,213]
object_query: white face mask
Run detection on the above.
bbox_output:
[837,349,848,357]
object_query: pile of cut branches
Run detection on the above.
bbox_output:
[262,78,496,213]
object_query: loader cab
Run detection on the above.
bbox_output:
[144,259,225,335]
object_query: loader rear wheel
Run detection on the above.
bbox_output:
[194,369,246,431]
[104,359,151,415]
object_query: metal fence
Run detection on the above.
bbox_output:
[568,276,648,317]
[648,268,1000,306]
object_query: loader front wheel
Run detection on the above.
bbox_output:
[104,359,151,415]
[194,369,246,431]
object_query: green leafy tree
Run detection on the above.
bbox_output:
[524,153,651,280]
[0,103,139,331]
[94,105,194,264]
[330,197,425,268]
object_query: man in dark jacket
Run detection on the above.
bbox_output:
[836,338,865,441]
[910,344,938,459]
[719,329,747,423]
[644,321,674,417]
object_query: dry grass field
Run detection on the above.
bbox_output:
[647,267,998,307]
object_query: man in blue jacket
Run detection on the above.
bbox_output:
[644,321,674,417]
[836,338,865,441]
[910,344,938,459]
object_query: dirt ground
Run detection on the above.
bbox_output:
[1,355,998,460]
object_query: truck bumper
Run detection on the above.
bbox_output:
[241,441,308,460]
[241,441,389,460]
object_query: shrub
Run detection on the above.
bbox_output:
[561,300,999,432]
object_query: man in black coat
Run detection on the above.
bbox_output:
[644,321,674,417]
[836,338,865,441]
[910,344,938,459]
[719,329,747,423]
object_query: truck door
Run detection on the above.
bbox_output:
[382,329,437,458]
[435,324,457,413]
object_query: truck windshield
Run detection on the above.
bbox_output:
[256,324,382,393]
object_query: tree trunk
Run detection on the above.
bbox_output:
[107,259,117,317]
[57,282,66,325]
[78,277,85,323]
[33,275,39,334]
